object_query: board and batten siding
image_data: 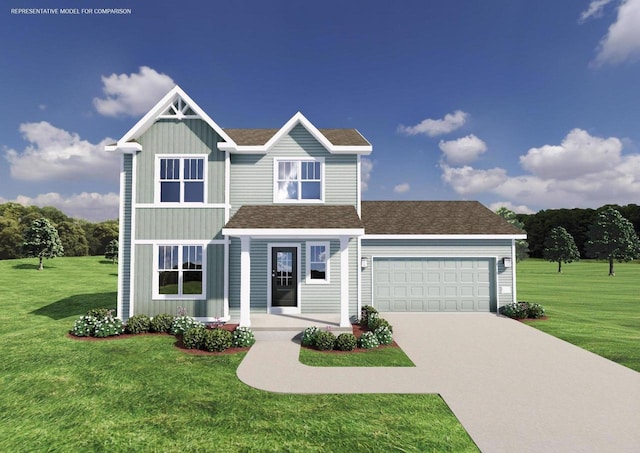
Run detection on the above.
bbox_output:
[228,238,359,320]
[133,243,225,318]
[360,239,514,310]
[119,154,134,319]
[229,124,358,216]
[135,119,226,204]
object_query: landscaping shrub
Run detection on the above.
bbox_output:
[527,303,545,319]
[359,331,379,349]
[125,314,150,334]
[334,333,358,351]
[203,328,233,352]
[360,305,378,325]
[232,326,256,348]
[368,316,393,333]
[86,308,112,319]
[170,316,204,336]
[93,316,124,338]
[314,330,336,351]
[374,326,393,345]
[499,302,546,319]
[149,314,174,333]
[301,326,320,347]
[71,315,97,337]
[183,326,207,349]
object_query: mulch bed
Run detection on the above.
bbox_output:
[518,316,549,322]
[300,323,400,354]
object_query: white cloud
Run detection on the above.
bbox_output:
[519,128,622,179]
[398,110,468,137]
[6,192,119,222]
[4,122,118,182]
[93,66,175,117]
[393,182,410,193]
[361,157,373,191]
[488,201,535,214]
[438,134,487,165]
[579,0,616,22]
[440,164,508,195]
[593,0,640,65]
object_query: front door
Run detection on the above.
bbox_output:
[271,247,298,309]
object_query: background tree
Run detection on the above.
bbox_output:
[0,216,23,260]
[496,207,529,261]
[585,207,640,276]
[543,226,580,273]
[57,221,89,257]
[104,239,119,264]
[85,220,119,255]
[22,218,64,270]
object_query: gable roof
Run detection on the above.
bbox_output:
[361,201,526,237]
[218,112,372,155]
[222,205,365,236]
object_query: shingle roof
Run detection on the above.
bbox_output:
[223,128,370,147]
[224,205,364,230]
[361,201,525,235]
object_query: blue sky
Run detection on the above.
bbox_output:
[2,0,640,220]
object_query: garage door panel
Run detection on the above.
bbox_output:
[374,258,494,313]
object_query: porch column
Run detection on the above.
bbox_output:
[339,236,350,327]
[240,236,251,327]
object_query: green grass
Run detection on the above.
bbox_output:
[0,257,476,452]
[299,345,415,367]
[517,259,640,372]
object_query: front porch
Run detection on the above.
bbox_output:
[230,313,352,332]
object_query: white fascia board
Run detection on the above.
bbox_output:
[218,111,372,155]
[117,85,237,148]
[222,228,365,237]
[105,142,142,154]
[362,234,527,240]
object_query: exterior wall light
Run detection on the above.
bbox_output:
[503,257,512,268]
[361,257,369,269]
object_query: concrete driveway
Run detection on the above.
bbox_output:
[237,313,640,452]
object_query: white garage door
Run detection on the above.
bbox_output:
[373,258,494,312]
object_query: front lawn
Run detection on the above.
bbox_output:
[299,344,415,367]
[0,257,476,452]
[517,259,640,372]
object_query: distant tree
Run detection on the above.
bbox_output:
[87,220,119,255]
[543,226,580,273]
[105,239,119,264]
[0,216,23,259]
[496,207,529,261]
[22,218,64,270]
[585,207,640,276]
[57,221,89,256]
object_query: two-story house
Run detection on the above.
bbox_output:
[107,86,525,327]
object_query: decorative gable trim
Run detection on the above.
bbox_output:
[106,85,236,153]
[218,112,372,155]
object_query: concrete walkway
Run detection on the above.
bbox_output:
[237,313,640,452]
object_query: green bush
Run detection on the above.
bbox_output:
[314,330,336,351]
[70,315,97,337]
[368,317,393,333]
[203,328,233,352]
[170,316,204,336]
[93,316,124,338]
[149,314,174,333]
[374,326,393,345]
[183,326,207,349]
[232,327,256,347]
[360,305,378,325]
[301,326,320,347]
[500,302,545,319]
[359,331,379,349]
[125,314,150,334]
[334,333,358,351]
[86,308,112,320]
[527,303,545,319]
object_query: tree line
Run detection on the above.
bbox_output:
[515,204,640,259]
[0,202,118,260]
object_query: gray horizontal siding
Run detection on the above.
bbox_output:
[119,154,134,320]
[136,119,225,204]
[135,208,225,240]
[360,239,514,309]
[133,243,225,318]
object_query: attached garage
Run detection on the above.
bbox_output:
[372,257,495,312]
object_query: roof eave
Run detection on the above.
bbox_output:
[223,228,365,237]
[363,234,527,240]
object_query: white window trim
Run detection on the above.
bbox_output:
[306,241,330,284]
[152,243,207,300]
[155,154,208,205]
[272,157,325,203]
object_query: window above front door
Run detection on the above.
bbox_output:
[273,158,324,203]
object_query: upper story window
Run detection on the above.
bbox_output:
[274,159,323,202]
[158,156,205,203]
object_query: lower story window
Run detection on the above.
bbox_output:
[306,242,329,283]
[157,245,204,298]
